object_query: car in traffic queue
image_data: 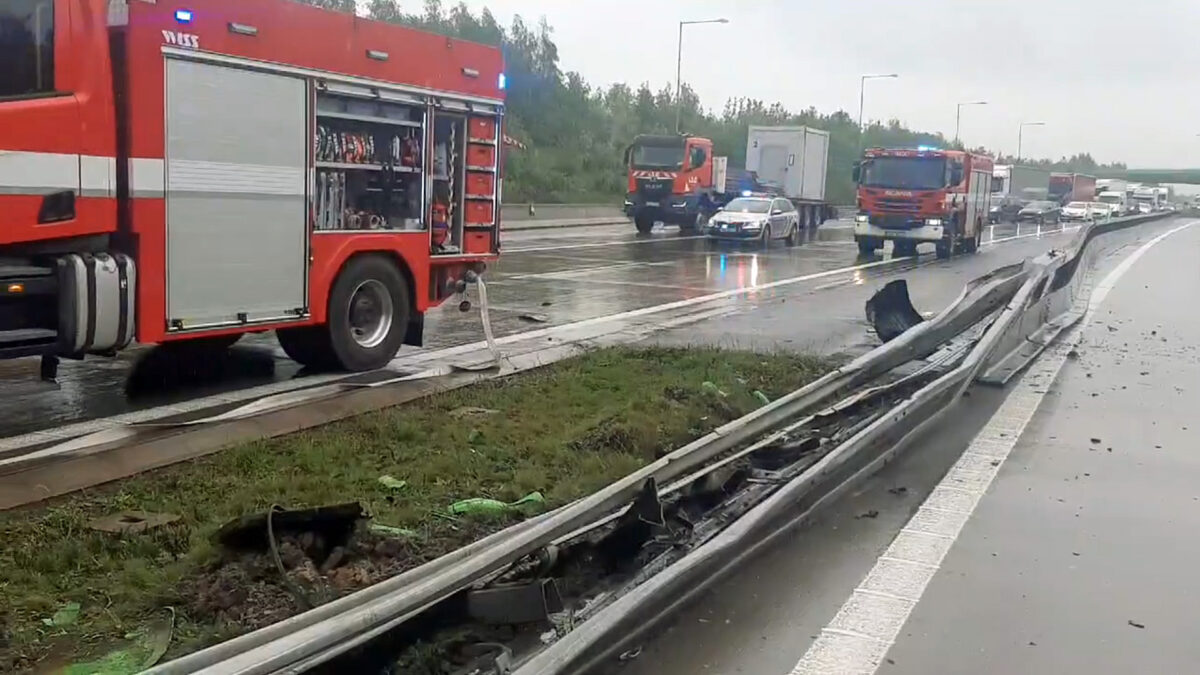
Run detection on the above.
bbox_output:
[1088,202,1117,220]
[1016,200,1062,224]
[1061,201,1097,222]
[988,194,1025,223]
[706,196,802,246]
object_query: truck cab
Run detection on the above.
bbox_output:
[623,134,713,233]
[853,148,992,259]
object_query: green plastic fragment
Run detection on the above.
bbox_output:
[43,601,81,627]
[753,390,771,405]
[369,523,420,539]
[449,491,546,515]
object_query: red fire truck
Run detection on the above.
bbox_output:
[852,147,993,259]
[0,0,505,377]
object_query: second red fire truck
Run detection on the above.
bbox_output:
[853,147,993,259]
[0,0,505,377]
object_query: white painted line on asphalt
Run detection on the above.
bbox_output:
[504,233,706,253]
[507,260,674,280]
[789,218,1199,675]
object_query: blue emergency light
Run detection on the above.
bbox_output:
[175,9,194,23]
[498,73,507,90]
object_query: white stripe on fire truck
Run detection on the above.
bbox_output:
[166,159,305,196]
[129,157,165,198]
[0,151,115,197]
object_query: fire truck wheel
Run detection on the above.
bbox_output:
[276,326,334,370]
[327,256,411,372]
[635,213,655,234]
[935,239,953,260]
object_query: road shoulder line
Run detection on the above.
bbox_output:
[788,218,1199,675]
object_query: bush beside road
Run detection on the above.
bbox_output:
[0,347,829,672]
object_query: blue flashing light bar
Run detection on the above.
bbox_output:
[498,73,507,90]
[175,9,194,23]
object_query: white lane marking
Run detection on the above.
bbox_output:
[507,260,673,280]
[505,233,707,253]
[789,218,1199,675]
[498,278,716,293]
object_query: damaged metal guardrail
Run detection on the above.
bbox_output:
[512,211,1175,674]
[149,212,1171,675]
[146,259,1028,675]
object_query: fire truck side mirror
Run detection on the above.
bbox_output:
[851,162,861,183]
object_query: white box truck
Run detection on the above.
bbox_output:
[745,126,830,203]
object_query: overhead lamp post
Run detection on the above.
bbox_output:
[1017,121,1047,162]
[675,18,729,133]
[857,73,898,155]
[954,101,988,145]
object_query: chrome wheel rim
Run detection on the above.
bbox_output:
[348,279,393,349]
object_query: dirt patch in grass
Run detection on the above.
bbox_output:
[0,346,829,672]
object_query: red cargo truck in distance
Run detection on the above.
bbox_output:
[1048,173,1097,205]
[623,134,716,234]
[0,0,505,377]
[852,147,993,259]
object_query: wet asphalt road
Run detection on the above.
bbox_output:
[0,219,1068,441]
[610,217,1193,675]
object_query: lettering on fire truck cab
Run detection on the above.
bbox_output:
[161,31,201,49]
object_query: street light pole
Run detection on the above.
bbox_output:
[857,73,898,155]
[954,101,987,145]
[1017,121,1046,162]
[675,18,728,134]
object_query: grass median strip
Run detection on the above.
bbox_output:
[0,346,830,672]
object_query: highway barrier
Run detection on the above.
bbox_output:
[515,210,1174,674]
[139,211,1171,674]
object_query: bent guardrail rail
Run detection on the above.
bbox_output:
[148,261,1029,674]
[512,212,1177,674]
[149,212,1175,674]
[979,211,1171,384]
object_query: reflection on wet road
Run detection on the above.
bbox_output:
[0,219,1066,440]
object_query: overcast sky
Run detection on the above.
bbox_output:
[446,0,1198,168]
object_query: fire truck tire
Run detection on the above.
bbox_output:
[327,256,411,372]
[680,211,702,233]
[963,227,982,254]
[276,326,333,370]
[856,238,878,255]
[935,239,953,260]
[634,213,655,234]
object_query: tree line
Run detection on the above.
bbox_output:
[303,0,1129,203]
